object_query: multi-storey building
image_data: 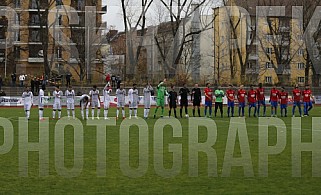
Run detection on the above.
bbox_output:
[0,0,107,82]
[213,0,313,86]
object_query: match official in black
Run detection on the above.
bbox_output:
[191,83,202,117]
[168,85,178,118]
[179,83,190,118]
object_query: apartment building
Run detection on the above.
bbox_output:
[0,0,107,82]
[213,0,313,86]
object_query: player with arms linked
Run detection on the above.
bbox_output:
[292,84,302,117]
[204,83,213,117]
[237,85,246,117]
[226,85,235,117]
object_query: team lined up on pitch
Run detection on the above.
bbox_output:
[21,80,315,120]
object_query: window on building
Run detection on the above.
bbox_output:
[221,36,225,43]
[265,47,272,54]
[297,34,303,41]
[29,44,42,57]
[266,34,273,42]
[30,29,41,42]
[298,49,304,55]
[30,14,40,25]
[15,13,20,25]
[0,49,4,57]
[14,46,20,59]
[77,0,85,10]
[15,0,21,8]
[14,30,20,41]
[56,47,62,59]
[298,77,305,83]
[58,15,62,25]
[56,0,63,6]
[265,62,273,69]
[30,0,38,9]
[0,16,8,39]
[265,76,272,84]
[297,63,305,70]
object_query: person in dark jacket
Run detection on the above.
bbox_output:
[35,78,40,95]
[31,77,35,94]
[0,75,3,91]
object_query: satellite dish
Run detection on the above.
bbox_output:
[38,50,44,57]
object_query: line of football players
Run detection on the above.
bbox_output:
[224,83,314,117]
[21,82,154,120]
[21,83,314,120]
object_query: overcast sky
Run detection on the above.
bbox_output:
[102,0,219,32]
[102,0,124,31]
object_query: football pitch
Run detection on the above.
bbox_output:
[0,106,321,194]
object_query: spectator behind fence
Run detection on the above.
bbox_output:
[0,90,6,96]
[111,75,116,88]
[35,77,40,95]
[105,73,111,84]
[116,75,121,89]
[31,77,35,94]
[19,74,26,87]
[66,72,72,86]
[0,75,2,90]
[11,73,16,87]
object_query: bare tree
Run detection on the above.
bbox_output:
[120,0,154,80]
[155,0,215,78]
[292,0,321,86]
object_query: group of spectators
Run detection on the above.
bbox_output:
[105,73,122,89]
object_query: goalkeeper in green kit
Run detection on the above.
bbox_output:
[154,79,168,118]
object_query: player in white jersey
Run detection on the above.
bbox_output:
[38,85,45,120]
[80,94,90,120]
[116,83,126,119]
[103,83,112,119]
[128,83,139,119]
[22,86,33,120]
[143,83,153,119]
[89,85,101,119]
[65,85,75,119]
[52,86,63,119]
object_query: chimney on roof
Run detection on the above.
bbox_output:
[106,30,118,42]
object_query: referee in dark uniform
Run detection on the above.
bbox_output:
[191,83,202,117]
[179,83,190,118]
[168,85,178,118]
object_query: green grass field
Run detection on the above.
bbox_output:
[0,106,321,194]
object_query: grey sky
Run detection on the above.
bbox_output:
[102,0,219,31]
[102,0,124,31]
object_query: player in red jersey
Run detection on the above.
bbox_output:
[256,83,266,117]
[292,84,302,117]
[279,87,288,117]
[237,85,246,117]
[204,83,213,117]
[226,85,235,117]
[269,85,279,117]
[247,85,257,117]
[302,84,314,116]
